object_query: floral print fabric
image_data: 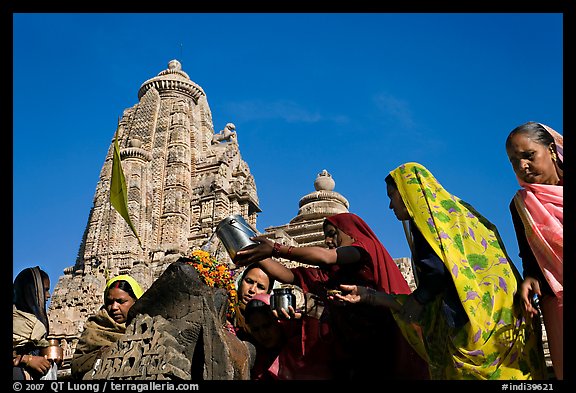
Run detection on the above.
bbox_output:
[389,162,546,380]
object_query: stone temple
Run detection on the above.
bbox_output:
[46,59,418,375]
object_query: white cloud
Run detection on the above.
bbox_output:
[373,93,416,130]
[224,99,348,124]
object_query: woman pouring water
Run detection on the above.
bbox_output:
[235,212,429,380]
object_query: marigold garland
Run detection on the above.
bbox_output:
[185,249,238,321]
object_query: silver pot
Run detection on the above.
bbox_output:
[270,287,296,317]
[215,214,259,262]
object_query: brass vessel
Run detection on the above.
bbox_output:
[40,339,63,365]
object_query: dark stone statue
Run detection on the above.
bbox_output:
[84,261,255,380]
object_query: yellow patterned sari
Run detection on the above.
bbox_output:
[389,162,546,380]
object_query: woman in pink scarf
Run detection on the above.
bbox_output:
[506,121,563,380]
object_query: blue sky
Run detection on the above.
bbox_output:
[13,13,563,293]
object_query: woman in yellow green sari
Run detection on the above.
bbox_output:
[335,162,546,380]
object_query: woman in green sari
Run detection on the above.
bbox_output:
[335,162,546,380]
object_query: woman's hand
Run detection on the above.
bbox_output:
[520,276,541,318]
[234,236,274,266]
[272,305,302,320]
[24,354,52,376]
[334,284,402,311]
[332,284,364,304]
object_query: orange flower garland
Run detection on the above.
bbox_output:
[185,249,238,321]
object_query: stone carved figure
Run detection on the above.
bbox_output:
[211,123,237,144]
[84,261,255,380]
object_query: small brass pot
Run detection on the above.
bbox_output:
[40,339,63,365]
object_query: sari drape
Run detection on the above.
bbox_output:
[389,162,546,380]
[292,212,429,380]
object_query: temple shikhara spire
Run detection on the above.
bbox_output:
[48,59,260,345]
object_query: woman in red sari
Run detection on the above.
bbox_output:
[236,212,429,380]
[506,121,563,379]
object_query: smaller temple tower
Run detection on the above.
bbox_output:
[259,169,417,289]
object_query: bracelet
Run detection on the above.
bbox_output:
[272,242,282,258]
[364,287,377,306]
[286,246,294,260]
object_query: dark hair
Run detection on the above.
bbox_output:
[13,266,50,331]
[506,121,562,170]
[105,280,138,300]
[384,174,397,188]
[244,298,273,322]
[506,121,554,147]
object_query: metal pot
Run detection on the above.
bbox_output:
[270,287,296,317]
[40,339,63,365]
[215,214,259,262]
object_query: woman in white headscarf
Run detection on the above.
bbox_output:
[13,266,54,380]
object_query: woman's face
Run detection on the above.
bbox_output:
[323,223,354,249]
[238,267,271,306]
[386,183,411,221]
[42,277,51,303]
[105,287,136,324]
[506,133,560,185]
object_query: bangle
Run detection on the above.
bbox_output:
[287,246,294,259]
[364,287,377,306]
[272,242,282,258]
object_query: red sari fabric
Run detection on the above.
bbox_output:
[291,212,429,380]
[326,213,412,294]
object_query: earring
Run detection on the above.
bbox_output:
[550,149,558,162]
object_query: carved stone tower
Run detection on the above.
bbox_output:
[47,60,260,357]
[262,169,350,252]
